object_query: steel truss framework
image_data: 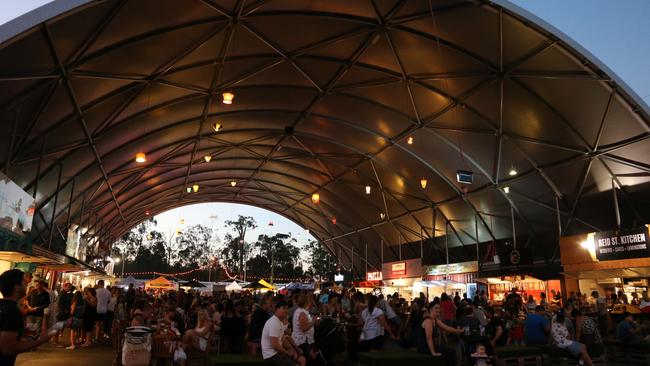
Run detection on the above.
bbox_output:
[0,0,648,272]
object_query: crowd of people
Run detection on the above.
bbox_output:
[1,268,650,366]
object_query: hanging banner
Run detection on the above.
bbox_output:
[595,226,650,261]
[382,258,421,279]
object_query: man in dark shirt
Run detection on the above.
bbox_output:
[524,306,549,345]
[249,298,272,342]
[53,283,74,346]
[26,281,50,339]
[0,269,53,365]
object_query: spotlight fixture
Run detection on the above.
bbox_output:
[212,122,222,132]
[186,187,191,193]
[135,152,146,163]
[420,178,428,189]
[503,186,510,194]
[222,91,234,104]
[192,184,199,193]
[380,212,386,220]
[311,193,320,204]
[508,168,518,176]
[204,155,212,162]
[230,181,237,187]
[365,185,371,194]
[407,136,414,145]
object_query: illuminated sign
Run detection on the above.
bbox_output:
[366,271,382,281]
[391,262,406,277]
[334,273,344,282]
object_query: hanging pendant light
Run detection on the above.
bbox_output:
[365,185,371,194]
[420,178,428,189]
[230,181,236,187]
[311,193,320,204]
[268,220,274,226]
[508,168,518,176]
[135,152,146,163]
[380,212,386,220]
[222,91,235,104]
[331,216,337,225]
[186,187,192,193]
[407,136,414,145]
[503,186,510,194]
[192,184,199,193]
[204,155,212,162]
[145,210,151,216]
[212,122,222,132]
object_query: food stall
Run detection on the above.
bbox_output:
[422,261,478,300]
[560,225,650,305]
[145,276,176,291]
[381,258,422,301]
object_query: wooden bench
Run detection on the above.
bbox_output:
[208,354,266,365]
[495,346,543,366]
[540,346,605,366]
[605,340,650,366]
[356,350,445,366]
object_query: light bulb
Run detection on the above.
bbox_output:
[407,136,414,145]
[230,181,236,187]
[509,168,518,176]
[311,193,320,204]
[186,187,191,193]
[331,216,337,225]
[365,185,371,194]
[204,155,211,162]
[135,152,146,163]
[380,212,385,220]
[504,186,510,194]
[222,91,234,104]
[420,178,428,189]
[192,184,199,192]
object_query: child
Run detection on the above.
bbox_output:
[471,344,493,366]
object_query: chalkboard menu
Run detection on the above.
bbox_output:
[595,226,650,261]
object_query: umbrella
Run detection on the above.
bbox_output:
[180,279,205,288]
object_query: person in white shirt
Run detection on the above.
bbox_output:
[94,280,111,340]
[292,294,317,361]
[551,312,593,366]
[261,301,302,366]
[358,295,395,351]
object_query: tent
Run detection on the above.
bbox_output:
[285,282,315,291]
[145,276,174,290]
[117,276,144,288]
[225,281,242,292]
[179,279,205,288]
[258,279,276,290]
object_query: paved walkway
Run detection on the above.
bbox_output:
[16,339,114,366]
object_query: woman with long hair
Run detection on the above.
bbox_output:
[67,291,86,350]
[182,308,213,352]
[417,301,464,364]
[358,295,395,351]
[292,293,316,359]
[81,287,97,347]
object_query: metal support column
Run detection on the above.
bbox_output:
[65,177,76,230]
[511,206,517,249]
[48,163,63,249]
[612,178,621,228]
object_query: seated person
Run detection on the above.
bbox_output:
[470,343,493,366]
[163,306,186,334]
[524,306,549,346]
[551,312,594,366]
[458,306,481,332]
[616,312,648,343]
[261,301,304,366]
[182,308,212,352]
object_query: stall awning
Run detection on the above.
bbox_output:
[0,251,54,264]
[563,267,650,280]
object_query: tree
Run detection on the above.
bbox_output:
[247,233,303,280]
[219,233,252,276]
[173,224,216,269]
[224,215,257,276]
[304,240,336,279]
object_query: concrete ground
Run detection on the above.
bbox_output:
[16,330,114,366]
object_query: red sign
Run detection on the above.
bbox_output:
[366,271,382,281]
[391,262,406,277]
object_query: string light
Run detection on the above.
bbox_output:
[204,155,211,162]
[407,136,414,145]
[420,178,428,189]
[145,210,150,216]
[135,152,146,163]
[331,216,337,225]
[365,185,371,194]
[311,193,320,204]
[192,184,199,193]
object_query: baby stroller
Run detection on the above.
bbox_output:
[314,317,347,365]
[122,326,153,366]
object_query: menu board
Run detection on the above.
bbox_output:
[595,226,650,261]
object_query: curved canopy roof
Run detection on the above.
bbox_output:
[1,0,648,269]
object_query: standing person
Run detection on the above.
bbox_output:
[26,280,50,340]
[67,291,86,350]
[358,295,395,351]
[292,294,316,359]
[591,291,608,337]
[526,295,537,312]
[105,287,118,337]
[524,306,550,346]
[94,280,111,341]
[439,293,456,324]
[261,301,301,366]
[249,298,272,344]
[53,283,74,346]
[81,287,97,347]
[0,269,54,365]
